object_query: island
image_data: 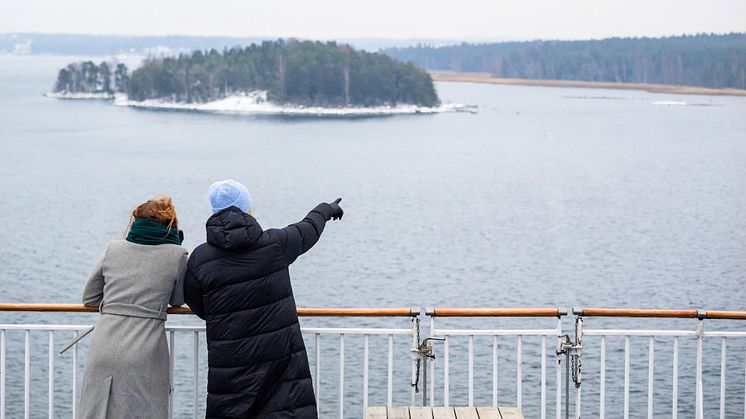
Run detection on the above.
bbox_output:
[50,40,449,114]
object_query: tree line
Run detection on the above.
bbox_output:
[383,33,746,89]
[54,61,129,94]
[54,40,440,107]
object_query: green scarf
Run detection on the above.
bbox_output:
[126,218,182,246]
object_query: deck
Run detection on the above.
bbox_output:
[364,406,523,419]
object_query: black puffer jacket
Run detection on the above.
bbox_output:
[184,204,332,418]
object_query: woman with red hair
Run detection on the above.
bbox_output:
[79,196,188,419]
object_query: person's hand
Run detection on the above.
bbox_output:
[329,198,344,220]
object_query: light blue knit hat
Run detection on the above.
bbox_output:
[208,179,253,214]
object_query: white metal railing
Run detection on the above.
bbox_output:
[3,305,746,419]
[424,308,567,419]
[571,308,746,419]
[0,305,419,419]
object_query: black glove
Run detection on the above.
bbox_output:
[329,198,344,220]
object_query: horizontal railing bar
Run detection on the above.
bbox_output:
[302,327,413,335]
[0,304,419,317]
[705,310,746,320]
[0,325,93,331]
[299,308,419,317]
[583,329,697,337]
[434,328,558,336]
[428,307,566,317]
[0,324,414,336]
[703,331,746,337]
[574,307,699,318]
[3,304,745,318]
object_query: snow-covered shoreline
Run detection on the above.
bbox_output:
[46,90,474,115]
[45,92,115,100]
[112,92,473,115]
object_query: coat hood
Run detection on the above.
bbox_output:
[206,206,264,251]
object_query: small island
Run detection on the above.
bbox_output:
[51,61,129,99]
[50,40,449,114]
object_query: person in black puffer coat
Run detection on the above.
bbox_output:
[184,179,343,419]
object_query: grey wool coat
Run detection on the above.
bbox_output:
[79,239,188,419]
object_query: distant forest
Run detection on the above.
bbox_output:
[53,40,439,107]
[384,33,746,89]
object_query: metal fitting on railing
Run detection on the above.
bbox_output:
[411,336,446,406]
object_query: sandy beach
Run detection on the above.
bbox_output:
[431,70,746,97]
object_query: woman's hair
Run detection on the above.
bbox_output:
[125,196,179,235]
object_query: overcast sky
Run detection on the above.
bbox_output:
[2,0,744,41]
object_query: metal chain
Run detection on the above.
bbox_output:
[571,352,581,387]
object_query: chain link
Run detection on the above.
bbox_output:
[571,351,581,388]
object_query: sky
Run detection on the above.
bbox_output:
[2,0,745,41]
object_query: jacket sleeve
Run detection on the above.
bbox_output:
[82,246,108,307]
[276,203,332,265]
[169,250,188,307]
[184,257,206,319]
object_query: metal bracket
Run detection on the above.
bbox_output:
[412,336,446,405]
[557,317,583,419]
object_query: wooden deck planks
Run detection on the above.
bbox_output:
[475,407,501,419]
[364,406,388,419]
[497,407,523,419]
[364,406,524,419]
[388,406,411,419]
[454,407,480,419]
[431,407,457,419]
[409,406,434,419]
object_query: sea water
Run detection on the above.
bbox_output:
[1,54,745,418]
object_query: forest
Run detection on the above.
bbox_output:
[53,40,439,107]
[53,61,129,94]
[383,33,746,89]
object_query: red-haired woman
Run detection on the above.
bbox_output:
[79,196,187,419]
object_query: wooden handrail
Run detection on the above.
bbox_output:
[428,307,566,317]
[574,308,699,318]
[0,304,418,317]
[705,310,746,320]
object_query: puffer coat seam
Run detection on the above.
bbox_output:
[210,346,307,371]
[206,294,294,318]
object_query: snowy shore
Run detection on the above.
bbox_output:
[45,92,115,100]
[111,92,473,115]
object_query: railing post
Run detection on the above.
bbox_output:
[516,335,522,411]
[672,336,678,419]
[193,331,199,419]
[600,335,606,419]
[574,316,582,419]
[168,330,175,419]
[363,334,369,409]
[443,334,449,407]
[411,316,418,406]
[48,331,54,419]
[719,337,726,419]
[72,330,78,419]
[624,336,630,419]
[468,334,474,407]
[338,334,344,419]
[695,315,705,419]
[541,335,547,419]
[0,329,4,419]
[315,333,321,414]
[555,317,562,419]
[24,330,29,419]
[492,335,498,408]
[648,337,654,419]
[387,334,393,407]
